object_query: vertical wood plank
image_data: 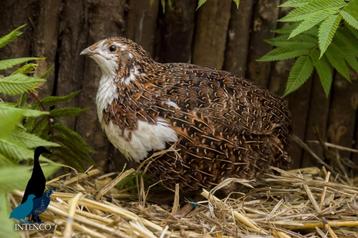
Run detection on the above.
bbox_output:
[352,92,358,162]
[267,1,313,168]
[32,0,62,97]
[223,0,255,77]
[192,0,232,69]
[301,76,330,167]
[55,0,88,128]
[76,0,126,164]
[287,79,313,168]
[126,0,159,55]
[155,0,196,63]
[247,0,279,87]
[327,75,357,160]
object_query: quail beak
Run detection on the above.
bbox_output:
[80,47,94,56]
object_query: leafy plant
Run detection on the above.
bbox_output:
[0,26,93,236]
[196,0,240,9]
[159,0,240,13]
[259,0,358,96]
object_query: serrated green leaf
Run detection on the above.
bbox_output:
[52,146,88,171]
[0,139,33,162]
[0,103,48,117]
[233,0,240,8]
[0,57,41,71]
[41,91,80,106]
[273,23,298,34]
[280,0,346,22]
[258,47,309,61]
[0,110,23,139]
[334,28,358,55]
[0,193,19,238]
[197,0,207,10]
[310,50,333,96]
[0,73,45,95]
[50,107,87,117]
[0,25,26,49]
[0,164,59,193]
[289,11,331,38]
[326,43,351,80]
[52,123,93,170]
[7,129,60,149]
[346,25,358,39]
[53,124,93,154]
[267,38,316,48]
[12,63,38,75]
[340,10,358,30]
[319,14,342,57]
[284,56,314,96]
[280,0,310,8]
[0,153,15,166]
[346,55,358,72]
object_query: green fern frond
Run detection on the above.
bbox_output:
[268,33,316,48]
[196,0,207,10]
[0,193,19,238]
[318,14,342,57]
[50,107,87,117]
[0,164,59,193]
[280,0,310,8]
[0,154,15,166]
[233,0,240,8]
[289,11,332,38]
[310,50,333,96]
[0,25,26,49]
[284,55,314,96]
[340,11,358,30]
[52,123,93,170]
[0,139,33,162]
[326,42,351,80]
[334,29,358,55]
[7,129,60,149]
[0,73,45,95]
[280,0,346,22]
[258,47,309,61]
[40,91,80,106]
[0,57,41,71]
[0,103,48,117]
[346,55,358,72]
[0,110,23,139]
[12,63,38,75]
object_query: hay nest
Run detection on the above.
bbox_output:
[11,165,358,238]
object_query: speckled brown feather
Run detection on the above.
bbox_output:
[94,37,291,193]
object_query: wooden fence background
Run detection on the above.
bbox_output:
[1,0,357,169]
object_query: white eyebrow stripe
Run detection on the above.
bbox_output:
[113,42,127,51]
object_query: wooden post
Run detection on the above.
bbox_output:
[126,0,159,55]
[224,0,255,77]
[33,0,62,97]
[247,0,280,87]
[327,75,357,160]
[155,0,196,63]
[301,76,330,167]
[192,0,232,69]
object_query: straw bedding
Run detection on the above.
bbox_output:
[10,161,358,238]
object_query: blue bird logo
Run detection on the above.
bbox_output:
[10,147,54,223]
[10,194,36,223]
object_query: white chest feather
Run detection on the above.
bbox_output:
[96,75,118,121]
[102,119,178,162]
[96,75,178,162]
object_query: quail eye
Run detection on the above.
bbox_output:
[109,45,117,52]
